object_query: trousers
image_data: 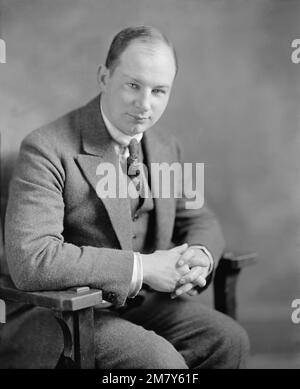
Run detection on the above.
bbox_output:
[94,291,250,369]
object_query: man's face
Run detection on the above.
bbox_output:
[99,40,176,136]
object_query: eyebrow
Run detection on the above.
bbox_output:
[123,74,170,89]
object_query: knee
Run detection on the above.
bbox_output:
[235,324,250,367]
[136,335,189,369]
[215,319,250,368]
[95,326,188,369]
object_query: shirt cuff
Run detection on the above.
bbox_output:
[189,245,214,275]
[128,252,144,298]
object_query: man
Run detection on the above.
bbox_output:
[1,26,249,368]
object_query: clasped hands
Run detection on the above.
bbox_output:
[142,243,211,298]
[171,243,210,298]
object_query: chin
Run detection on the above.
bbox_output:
[135,126,147,134]
[126,126,147,136]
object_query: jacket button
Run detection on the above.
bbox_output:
[133,234,137,239]
[132,213,139,221]
[106,292,116,302]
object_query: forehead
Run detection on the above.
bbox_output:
[115,40,176,86]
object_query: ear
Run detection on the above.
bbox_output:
[97,64,110,90]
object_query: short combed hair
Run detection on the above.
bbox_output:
[105,26,178,75]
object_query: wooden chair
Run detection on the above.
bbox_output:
[0,132,257,368]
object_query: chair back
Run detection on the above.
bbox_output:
[0,132,19,276]
[0,132,4,268]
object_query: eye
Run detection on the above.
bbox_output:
[152,88,166,95]
[128,83,139,89]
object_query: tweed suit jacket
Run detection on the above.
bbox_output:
[0,95,225,368]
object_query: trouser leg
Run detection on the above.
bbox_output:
[123,292,250,369]
[93,309,188,369]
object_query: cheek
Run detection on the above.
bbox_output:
[118,86,135,103]
[153,98,169,116]
[110,85,128,103]
[109,92,129,116]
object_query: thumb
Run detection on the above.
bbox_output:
[170,243,188,253]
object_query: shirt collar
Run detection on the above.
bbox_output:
[100,98,143,147]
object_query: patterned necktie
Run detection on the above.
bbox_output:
[127,139,141,192]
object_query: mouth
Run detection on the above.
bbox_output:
[128,114,150,122]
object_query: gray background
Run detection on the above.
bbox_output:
[0,0,299,368]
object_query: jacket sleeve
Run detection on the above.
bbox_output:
[4,132,133,307]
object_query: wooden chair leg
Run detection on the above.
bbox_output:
[74,307,95,368]
[54,312,76,369]
[55,307,95,369]
[213,260,241,320]
[213,252,257,320]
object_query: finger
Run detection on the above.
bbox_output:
[177,248,194,266]
[178,266,202,284]
[187,289,199,296]
[170,243,188,254]
[171,285,198,299]
[185,251,209,268]
[193,275,207,288]
[172,282,194,297]
[177,264,190,276]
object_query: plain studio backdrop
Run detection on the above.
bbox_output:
[0,0,299,368]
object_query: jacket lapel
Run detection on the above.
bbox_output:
[142,131,176,249]
[76,96,133,251]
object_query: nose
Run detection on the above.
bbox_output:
[135,90,151,112]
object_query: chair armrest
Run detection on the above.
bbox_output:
[0,274,103,367]
[0,274,103,311]
[220,251,258,270]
